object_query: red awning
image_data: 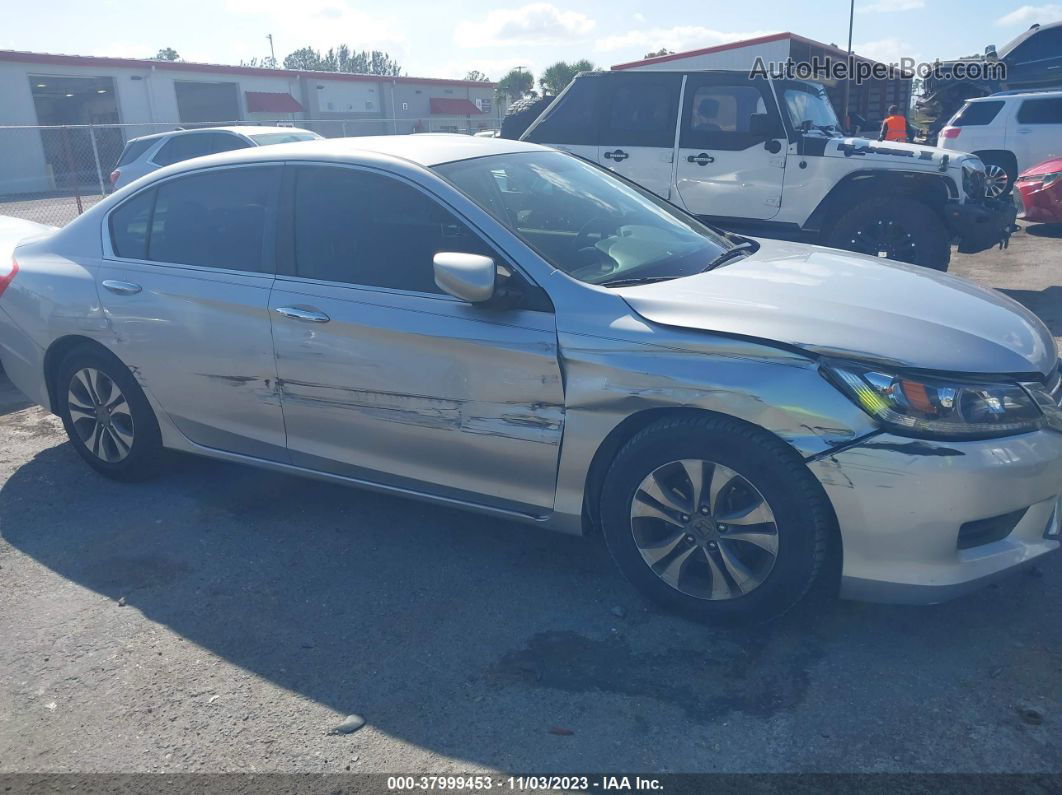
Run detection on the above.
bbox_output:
[245,91,304,113]
[429,98,483,115]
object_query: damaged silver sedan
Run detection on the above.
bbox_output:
[1,136,1060,621]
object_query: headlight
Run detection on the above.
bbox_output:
[1017,171,1062,188]
[962,160,987,199]
[822,361,1045,439]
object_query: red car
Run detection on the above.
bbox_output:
[1016,157,1062,224]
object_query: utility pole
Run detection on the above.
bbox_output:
[842,0,854,130]
[266,33,276,65]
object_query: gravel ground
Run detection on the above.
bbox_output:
[0,228,1060,775]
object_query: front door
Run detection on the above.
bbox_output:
[595,72,683,199]
[270,164,565,515]
[98,164,286,459]
[674,74,787,221]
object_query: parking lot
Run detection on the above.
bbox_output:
[0,227,1060,775]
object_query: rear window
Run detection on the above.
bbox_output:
[248,132,319,146]
[1017,97,1062,125]
[522,75,602,147]
[116,138,155,166]
[951,101,1004,127]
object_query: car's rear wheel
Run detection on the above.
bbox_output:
[57,345,163,480]
[825,198,951,271]
[599,415,832,623]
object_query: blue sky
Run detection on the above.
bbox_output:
[2,0,1060,81]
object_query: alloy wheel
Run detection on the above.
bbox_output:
[629,459,779,600]
[67,367,135,463]
[983,164,1011,199]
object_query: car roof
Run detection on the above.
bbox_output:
[970,88,1062,101]
[127,125,314,144]
[153,134,547,169]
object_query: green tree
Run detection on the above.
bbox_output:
[538,59,595,95]
[240,55,278,69]
[464,70,490,82]
[283,45,402,75]
[643,48,674,59]
[152,47,181,61]
[496,68,535,101]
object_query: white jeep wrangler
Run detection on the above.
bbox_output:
[520,70,1016,271]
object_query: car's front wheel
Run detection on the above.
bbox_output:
[825,198,951,271]
[56,345,163,480]
[599,415,832,623]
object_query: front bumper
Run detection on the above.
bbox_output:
[809,430,1062,604]
[944,197,1017,254]
[1016,180,1062,224]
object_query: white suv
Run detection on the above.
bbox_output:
[521,70,1014,271]
[939,90,1062,198]
[110,126,321,190]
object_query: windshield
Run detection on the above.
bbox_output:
[434,151,732,286]
[782,84,842,134]
[249,132,321,146]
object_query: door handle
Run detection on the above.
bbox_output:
[687,152,715,165]
[101,280,142,295]
[603,149,629,162]
[275,305,330,323]
[1016,128,1033,134]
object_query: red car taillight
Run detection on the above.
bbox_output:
[0,258,18,300]
[109,169,120,186]
[940,127,961,140]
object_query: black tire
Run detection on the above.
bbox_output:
[977,153,1016,199]
[599,414,832,624]
[825,197,951,271]
[56,344,163,481]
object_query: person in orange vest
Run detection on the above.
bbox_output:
[879,104,918,143]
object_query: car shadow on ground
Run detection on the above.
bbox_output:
[1001,286,1062,337]
[1024,223,1062,239]
[1,442,1058,771]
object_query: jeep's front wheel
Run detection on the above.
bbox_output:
[825,198,951,271]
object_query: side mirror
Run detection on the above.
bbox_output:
[433,252,496,303]
[985,45,998,61]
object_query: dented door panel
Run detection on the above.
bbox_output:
[271,281,565,513]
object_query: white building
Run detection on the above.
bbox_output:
[0,49,500,195]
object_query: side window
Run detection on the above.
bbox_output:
[148,167,279,272]
[681,83,773,151]
[109,188,156,259]
[293,166,499,293]
[1009,28,1062,63]
[1017,98,1062,125]
[523,76,602,146]
[207,133,252,154]
[153,134,215,166]
[952,100,1004,126]
[601,75,682,147]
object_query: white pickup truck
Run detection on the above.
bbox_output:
[520,70,1016,270]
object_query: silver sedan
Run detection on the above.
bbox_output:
[1,135,1060,622]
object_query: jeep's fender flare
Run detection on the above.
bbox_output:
[804,169,958,235]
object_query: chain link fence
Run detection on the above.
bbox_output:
[0,117,501,228]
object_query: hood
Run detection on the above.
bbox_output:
[1022,157,1062,177]
[615,239,1057,376]
[822,136,962,171]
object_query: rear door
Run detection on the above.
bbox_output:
[674,74,787,220]
[595,73,683,199]
[99,164,286,459]
[1009,96,1062,173]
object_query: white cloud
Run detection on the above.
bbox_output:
[454,4,595,48]
[996,4,1062,25]
[225,0,408,59]
[858,0,924,12]
[595,26,774,54]
[855,37,916,63]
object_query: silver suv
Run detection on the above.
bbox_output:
[110,126,321,189]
